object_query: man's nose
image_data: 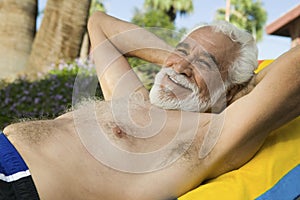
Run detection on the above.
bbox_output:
[166,56,192,77]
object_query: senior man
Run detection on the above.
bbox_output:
[1,11,300,200]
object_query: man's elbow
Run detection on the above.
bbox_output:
[87,11,104,32]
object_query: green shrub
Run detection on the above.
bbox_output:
[0,59,102,130]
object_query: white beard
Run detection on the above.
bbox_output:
[149,68,228,112]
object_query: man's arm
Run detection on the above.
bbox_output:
[87,11,173,100]
[205,46,300,178]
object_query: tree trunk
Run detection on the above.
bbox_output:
[0,0,37,80]
[26,0,91,75]
[80,32,90,60]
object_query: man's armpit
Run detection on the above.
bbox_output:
[198,114,224,159]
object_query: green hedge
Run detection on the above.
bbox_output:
[0,59,102,130]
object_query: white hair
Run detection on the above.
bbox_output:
[187,20,258,85]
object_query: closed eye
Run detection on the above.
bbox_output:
[193,59,212,69]
[175,42,190,56]
[176,48,188,56]
[194,52,219,71]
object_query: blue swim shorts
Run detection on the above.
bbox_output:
[0,132,40,200]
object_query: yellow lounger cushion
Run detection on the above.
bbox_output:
[179,60,300,200]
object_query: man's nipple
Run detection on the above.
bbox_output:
[112,126,126,138]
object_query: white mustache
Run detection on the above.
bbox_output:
[161,67,199,93]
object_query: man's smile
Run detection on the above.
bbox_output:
[161,75,192,99]
[168,75,190,90]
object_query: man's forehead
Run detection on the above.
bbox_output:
[178,27,220,56]
[183,26,238,53]
[185,27,217,44]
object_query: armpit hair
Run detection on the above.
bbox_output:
[3,119,53,145]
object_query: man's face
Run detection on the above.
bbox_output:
[149,26,240,112]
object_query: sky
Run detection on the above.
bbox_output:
[38,0,300,59]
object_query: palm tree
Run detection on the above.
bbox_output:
[26,0,91,75]
[0,0,37,80]
[144,0,194,22]
[215,0,267,41]
[80,0,106,59]
[89,0,106,14]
